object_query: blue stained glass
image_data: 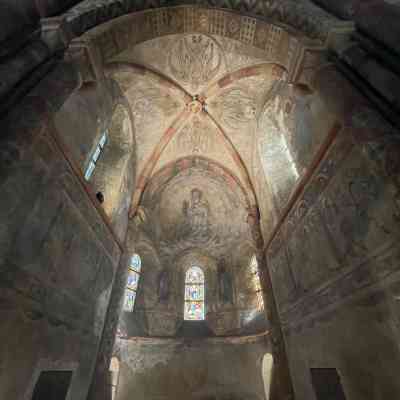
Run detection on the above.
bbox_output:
[184,266,205,320]
[92,146,101,162]
[99,132,107,148]
[127,270,139,291]
[84,161,96,181]
[185,285,204,300]
[84,133,108,181]
[124,290,136,312]
[130,254,141,272]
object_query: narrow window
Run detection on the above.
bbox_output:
[123,254,141,312]
[250,255,264,310]
[310,368,347,400]
[32,371,73,400]
[84,131,108,181]
[184,266,205,320]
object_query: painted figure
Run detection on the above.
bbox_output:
[183,188,210,241]
[218,260,233,304]
[158,269,169,303]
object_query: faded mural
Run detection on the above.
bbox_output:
[118,158,267,336]
[5,3,400,400]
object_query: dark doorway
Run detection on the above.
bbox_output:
[32,370,73,400]
[310,368,347,400]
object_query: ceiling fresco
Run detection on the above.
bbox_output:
[108,32,286,216]
[107,28,287,336]
[144,166,250,260]
[118,33,275,94]
[157,115,241,178]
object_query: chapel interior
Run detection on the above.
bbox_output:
[1,1,400,400]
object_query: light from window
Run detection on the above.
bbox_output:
[123,254,141,312]
[250,255,264,311]
[84,131,107,181]
[184,266,205,321]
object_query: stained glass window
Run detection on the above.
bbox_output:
[250,255,264,311]
[84,131,108,181]
[184,266,205,320]
[130,254,141,272]
[123,253,141,312]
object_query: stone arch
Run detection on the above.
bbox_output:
[143,155,253,211]
[134,237,163,310]
[90,102,136,239]
[175,249,218,321]
[70,6,305,78]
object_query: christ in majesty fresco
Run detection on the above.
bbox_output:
[183,188,210,242]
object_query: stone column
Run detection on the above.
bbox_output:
[88,250,130,400]
[260,251,295,400]
[249,208,294,400]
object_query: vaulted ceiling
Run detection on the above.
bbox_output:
[107,31,289,335]
[74,6,314,336]
[107,33,286,216]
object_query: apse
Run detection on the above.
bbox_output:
[100,30,286,338]
[118,157,266,337]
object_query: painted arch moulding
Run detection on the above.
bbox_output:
[65,6,311,83]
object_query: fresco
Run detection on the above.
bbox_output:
[257,83,332,221]
[266,124,400,329]
[120,157,266,336]
[218,259,234,304]
[182,188,211,243]
[108,26,286,195]
[169,34,225,92]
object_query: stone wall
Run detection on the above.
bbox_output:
[54,78,136,241]
[0,0,80,44]
[2,3,400,400]
[121,236,268,337]
[255,79,336,241]
[113,336,269,400]
[0,61,123,400]
[262,63,400,399]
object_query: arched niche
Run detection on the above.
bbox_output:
[254,82,333,239]
[262,353,274,400]
[90,103,135,240]
[134,240,163,310]
[256,84,300,217]
[109,357,120,400]
[174,250,218,323]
